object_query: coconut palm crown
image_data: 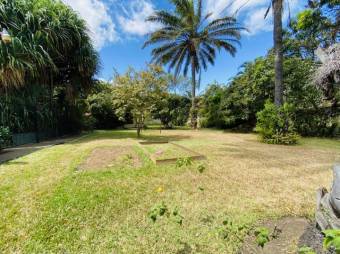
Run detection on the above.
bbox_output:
[143,0,244,128]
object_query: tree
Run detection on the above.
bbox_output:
[285,1,339,59]
[265,0,284,106]
[144,0,244,128]
[112,65,168,137]
[152,93,191,128]
[86,82,124,129]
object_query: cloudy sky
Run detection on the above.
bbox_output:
[62,0,308,91]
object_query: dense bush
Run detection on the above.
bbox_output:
[152,94,191,128]
[200,84,227,128]
[200,53,337,136]
[86,83,125,129]
[0,126,11,150]
[255,102,300,145]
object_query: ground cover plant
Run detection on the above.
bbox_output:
[0,129,339,253]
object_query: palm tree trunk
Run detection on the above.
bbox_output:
[191,59,197,129]
[273,0,284,106]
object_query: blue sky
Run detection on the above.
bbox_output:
[62,0,308,92]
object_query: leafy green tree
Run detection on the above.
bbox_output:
[112,65,168,137]
[86,82,124,129]
[200,83,227,128]
[144,0,244,128]
[200,52,335,136]
[286,3,339,59]
[152,93,191,128]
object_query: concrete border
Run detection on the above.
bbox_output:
[140,141,205,165]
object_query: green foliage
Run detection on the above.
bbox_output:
[323,229,340,253]
[86,82,125,129]
[256,101,300,145]
[148,202,183,225]
[298,246,316,254]
[0,0,98,135]
[289,1,339,56]
[254,227,270,248]
[200,83,228,128]
[0,126,11,149]
[148,201,168,222]
[144,0,244,127]
[112,65,168,136]
[152,93,191,128]
[172,207,184,225]
[200,54,336,136]
[176,157,193,168]
[217,217,248,241]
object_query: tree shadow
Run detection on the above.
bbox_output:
[71,130,192,144]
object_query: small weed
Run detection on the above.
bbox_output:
[172,207,184,225]
[176,157,193,168]
[198,186,204,191]
[323,229,340,253]
[217,217,248,240]
[298,246,316,254]
[148,201,168,222]
[148,203,183,225]
[197,164,206,173]
[254,227,270,248]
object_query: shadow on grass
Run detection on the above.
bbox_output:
[71,129,192,145]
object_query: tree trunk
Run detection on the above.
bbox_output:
[191,59,197,129]
[273,0,284,106]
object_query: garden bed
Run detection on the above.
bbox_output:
[140,142,205,165]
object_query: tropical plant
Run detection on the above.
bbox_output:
[0,0,99,135]
[144,0,244,128]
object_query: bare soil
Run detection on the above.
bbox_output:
[78,146,142,171]
[239,217,310,254]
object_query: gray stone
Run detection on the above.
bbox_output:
[316,164,340,231]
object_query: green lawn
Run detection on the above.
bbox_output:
[0,129,339,253]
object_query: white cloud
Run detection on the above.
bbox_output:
[205,0,302,36]
[243,7,272,35]
[117,0,160,36]
[62,0,118,49]
[205,0,267,19]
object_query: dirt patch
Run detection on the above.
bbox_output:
[239,217,309,254]
[78,146,142,171]
[299,223,334,254]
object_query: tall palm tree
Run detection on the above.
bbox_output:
[144,0,244,128]
[265,0,284,106]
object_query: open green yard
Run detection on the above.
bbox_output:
[0,129,339,253]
